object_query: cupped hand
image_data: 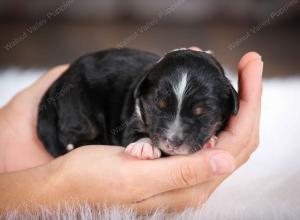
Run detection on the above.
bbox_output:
[54,143,234,210]
[0,48,263,214]
[51,48,263,213]
[130,48,263,212]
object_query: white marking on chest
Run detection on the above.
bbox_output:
[135,99,142,121]
[166,73,188,140]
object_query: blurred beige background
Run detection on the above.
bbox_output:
[0,0,299,77]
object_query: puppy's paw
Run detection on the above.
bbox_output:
[203,135,218,149]
[125,138,161,159]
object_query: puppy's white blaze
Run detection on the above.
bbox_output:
[166,73,188,140]
[166,116,183,140]
[172,73,188,114]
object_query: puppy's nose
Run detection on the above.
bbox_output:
[167,137,183,148]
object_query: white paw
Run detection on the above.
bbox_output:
[203,135,218,149]
[125,138,161,159]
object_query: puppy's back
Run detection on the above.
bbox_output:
[37,48,160,156]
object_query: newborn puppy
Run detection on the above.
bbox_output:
[37,48,239,159]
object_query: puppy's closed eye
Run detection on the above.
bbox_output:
[157,99,167,109]
[193,105,204,116]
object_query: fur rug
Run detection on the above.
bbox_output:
[0,68,299,219]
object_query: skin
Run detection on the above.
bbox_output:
[0,47,263,214]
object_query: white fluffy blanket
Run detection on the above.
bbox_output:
[0,69,299,219]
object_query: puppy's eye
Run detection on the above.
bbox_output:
[157,99,167,109]
[193,106,203,116]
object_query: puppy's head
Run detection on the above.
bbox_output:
[134,49,239,155]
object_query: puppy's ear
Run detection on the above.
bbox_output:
[133,72,151,124]
[229,85,239,115]
[134,72,150,99]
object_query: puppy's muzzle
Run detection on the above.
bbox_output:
[158,137,191,155]
[166,137,183,148]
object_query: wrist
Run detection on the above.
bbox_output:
[0,106,53,173]
[0,156,69,212]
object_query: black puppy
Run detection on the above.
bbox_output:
[37,48,238,159]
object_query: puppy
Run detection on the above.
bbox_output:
[37,48,239,159]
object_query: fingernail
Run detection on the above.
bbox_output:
[209,153,235,174]
[189,46,202,51]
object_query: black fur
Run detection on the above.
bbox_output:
[37,48,238,157]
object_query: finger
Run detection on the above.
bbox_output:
[234,101,262,167]
[133,180,213,214]
[238,59,263,104]
[211,104,262,191]
[137,58,264,213]
[188,46,202,51]
[216,59,263,156]
[209,122,262,199]
[127,149,235,200]
[3,65,69,126]
[238,51,261,72]
[27,64,69,103]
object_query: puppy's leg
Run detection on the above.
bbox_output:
[58,102,100,151]
[54,86,102,153]
[203,135,218,149]
[125,138,161,159]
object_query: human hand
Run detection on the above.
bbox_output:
[0,48,263,214]
[0,62,234,214]
[0,65,68,172]
[127,48,263,212]
[53,49,262,213]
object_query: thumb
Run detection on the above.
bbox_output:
[131,149,235,199]
[27,65,69,101]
